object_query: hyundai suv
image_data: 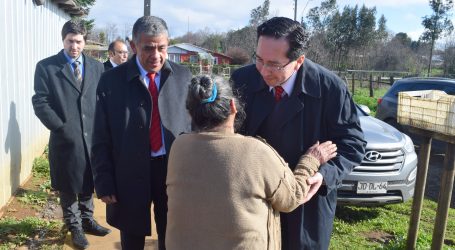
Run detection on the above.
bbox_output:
[337,106,418,206]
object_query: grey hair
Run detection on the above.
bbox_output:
[132,16,169,43]
[186,75,245,132]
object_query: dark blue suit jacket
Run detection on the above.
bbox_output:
[232,59,366,249]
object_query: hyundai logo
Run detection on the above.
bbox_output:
[364,151,382,162]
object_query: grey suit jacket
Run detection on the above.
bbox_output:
[32,50,104,193]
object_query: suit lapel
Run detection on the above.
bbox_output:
[58,51,81,92]
[274,94,304,129]
[247,80,274,135]
[82,55,93,95]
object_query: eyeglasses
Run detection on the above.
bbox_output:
[115,50,128,55]
[253,53,292,71]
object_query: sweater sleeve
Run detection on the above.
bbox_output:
[257,140,321,213]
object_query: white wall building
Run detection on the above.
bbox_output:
[0,0,84,210]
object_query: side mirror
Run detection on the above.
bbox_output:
[358,104,371,115]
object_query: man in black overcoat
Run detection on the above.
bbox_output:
[91,16,192,250]
[32,20,110,249]
[103,39,128,71]
[231,17,366,250]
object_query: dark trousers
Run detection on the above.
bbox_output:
[59,191,94,231]
[120,156,167,250]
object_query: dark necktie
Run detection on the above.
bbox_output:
[274,86,284,102]
[73,61,82,85]
[147,73,162,152]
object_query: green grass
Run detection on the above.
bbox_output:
[32,152,50,178]
[352,86,389,117]
[0,217,64,249]
[331,200,455,249]
[17,190,48,209]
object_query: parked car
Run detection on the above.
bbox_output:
[376,77,455,130]
[337,105,418,206]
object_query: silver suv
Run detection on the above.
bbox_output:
[337,106,418,206]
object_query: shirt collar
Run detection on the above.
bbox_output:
[135,56,160,79]
[63,50,83,65]
[269,70,297,96]
[110,58,118,67]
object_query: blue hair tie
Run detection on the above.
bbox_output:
[201,82,218,104]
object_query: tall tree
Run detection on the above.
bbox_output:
[249,0,270,27]
[305,0,337,32]
[376,14,388,41]
[421,0,454,76]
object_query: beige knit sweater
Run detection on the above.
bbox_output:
[166,131,320,250]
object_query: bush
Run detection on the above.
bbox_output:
[32,154,50,178]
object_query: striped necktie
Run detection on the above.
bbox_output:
[73,61,82,85]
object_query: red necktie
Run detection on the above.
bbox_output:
[274,86,284,102]
[147,73,162,152]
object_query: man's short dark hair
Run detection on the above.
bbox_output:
[108,39,126,53]
[61,19,87,41]
[257,17,309,61]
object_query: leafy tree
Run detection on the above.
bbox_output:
[81,19,95,34]
[249,0,270,27]
[421,0,454,76]
[225,26,256,58]
[376,14,388,41]
[74,0,96,12]
[356,5,377,68]
[201,33,226,52]
[98,32,106,44]
[393,32,412,47]
[226,47,250,65]
[305,0,337,33]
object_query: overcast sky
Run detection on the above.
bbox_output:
[87,0,446,41]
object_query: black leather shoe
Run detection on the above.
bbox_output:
[82,220,111,236]
[71,228,89,249]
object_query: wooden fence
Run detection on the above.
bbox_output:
[338,70,412,97]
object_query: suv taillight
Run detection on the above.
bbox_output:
[377,98,382,104]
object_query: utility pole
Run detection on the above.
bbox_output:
[294,0,297,21]
[144,0,150,16]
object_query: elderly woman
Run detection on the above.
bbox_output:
[166,75,337,250]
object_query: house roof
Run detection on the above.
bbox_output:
[169,43,208,53]
[169,43,232,60]
[51,0,87,16]
[169,43,214,60]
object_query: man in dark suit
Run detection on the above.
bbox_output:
[231,17,366,250]
[91,16,192,250]
[32,20,111,249]
[103,39,128,71]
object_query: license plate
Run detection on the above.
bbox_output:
[356,181,387,194]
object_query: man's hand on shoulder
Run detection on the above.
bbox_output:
[303,172,323,203]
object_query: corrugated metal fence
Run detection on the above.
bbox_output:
[0,0,69,209]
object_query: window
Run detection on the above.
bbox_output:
[190,55,198,63]
[168,54,180,63]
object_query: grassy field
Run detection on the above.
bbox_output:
[331,201,455,249]
[351,84,389,117]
